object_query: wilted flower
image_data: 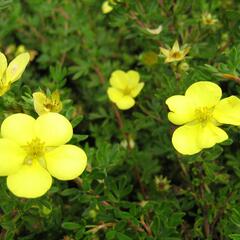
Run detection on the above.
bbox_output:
[166,81,240,155]
[120,135,135,149]
[107,70,144,110]
[140,51,159,66]
[146,25,163,35]
[155,175,171,192]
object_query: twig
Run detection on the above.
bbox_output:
[140,215,153,236]
[221,73,240,84]
[94,65,105,85]
[86,222,116,234]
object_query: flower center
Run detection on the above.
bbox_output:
[43,102,54,112]
[170,51,182,59]
[23,138,46,164]
[123,87,132,96]
[195,107,213,124]
[43,96,61,112]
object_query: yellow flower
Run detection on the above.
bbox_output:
[0,52,30,96]
[160,41,190,63]
[166,81,240,155]
[33,90,62,116]
[201,12,218,25]
[102,0,120,14]
[0,113,87,198]
[107,70,144,110]
[102,1,114,14]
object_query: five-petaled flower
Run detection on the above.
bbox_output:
[0,112,87,198]
[107,70,144,110]
[0,52,30,96]
[33,90,62,115]
[166,81,240,155]
[160,40,190,63]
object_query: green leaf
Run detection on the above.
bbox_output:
[61,222,81,230]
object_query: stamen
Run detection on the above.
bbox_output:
[23,138,46,164]
[195,107,213,125]
[171,51,182,59]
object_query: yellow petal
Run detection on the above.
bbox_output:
[33,92,47,115]
[35,113,73,146]
[107,87,123,103]
[116,96,135,110]
[110,70,128,90]
[213,96,240,125]
[0,52,7,80]
[172,124,202,155]
[160,47,170,57]
[172,40,180,52]
[7,161,52,198]
[185,81,222,107]
[126,70,140,89]
[0,139,26,176]
[182,47,190,56]
[51,90,62,113]
[197,122,228,149]
[130,82,144,97]
[102,1,113,14]
[1,113,36,145]
[165,56,180,63]
[172,122,228,155]
[5,52,30,84]
[45,144,87,180]
[166,95,196,125]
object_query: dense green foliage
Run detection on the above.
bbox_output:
[1,0,240,239]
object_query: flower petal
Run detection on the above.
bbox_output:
[7,161,52,198]
[172,124,202,155]
[116,96,135,110]
[33,92,47,115]
[185,81,222,107]
[197,122,228,149]
[182,47,190,56]
[130,82,144,97]
[213,96,240,125]
[172,122,228,155]
[5,52,30,83]
[1,113,36,145]
[127,70,140,89]
[35,113,73,146]
[0,52,7,80]
[0,139,26,176]
[45,144,87,180]
[110,70,128,90]
[172,40,180,52]
[160,47,170,57]
[166,95,196,125]
[102,1,113,14]
[107,87,123,103]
